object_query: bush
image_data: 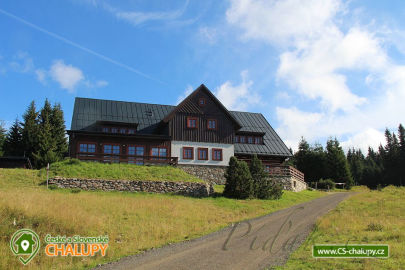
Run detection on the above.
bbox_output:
[262,180,283,200]
[224,156,284,200]
[250,155,268,197]
[65,158,81,165]
[224,157,253,199]
[255,178,273,199]
[70,188,81,194]
[366,223,383,232]
[48,184,58,190]
[317,179,336,190]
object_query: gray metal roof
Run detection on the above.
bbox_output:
[71,97,175,134]
[229,111,291,157]
[71,97,291,157]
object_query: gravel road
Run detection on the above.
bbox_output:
[96,192,351,270]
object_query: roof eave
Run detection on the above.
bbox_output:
[67,130,171,140]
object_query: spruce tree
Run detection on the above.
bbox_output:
[398,124,405,186]
[293,139,327,182]
[347,148,365,185]
[21,101,39,160]
[294,137,310,180]
[363,153,382,189]
[224,157,253,199]
[382,129,400,185]
[3,119,24,156]
[0,120,6,156]
[249,154,268,198]
[32,99,58,168]
[233,161,254,199]
[50,103,68,158]
[309,143,327,182]
[224,157,239,197]
[326,138,354,189]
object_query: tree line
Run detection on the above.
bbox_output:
[290,124,404,189]
[347,125,405,188]
[0,100,68,168]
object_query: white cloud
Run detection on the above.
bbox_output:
[176,73,261,111]
[276,91,292,101]
[226,0,405,151]
[226,0,341,46]
[49,60,84,92]
[1,52,108,91]
[276,27,387,112]
[100,0,190,27]
[341,128,386,153]
[276,107,323,144]
[48,60,108,91]
[84,79,109,88]
[9,51,34,73]
[199,27,217,44]
[215,70,261,111]
[176,84,194,104]
[96,80,108,87]
[35,69,47,84]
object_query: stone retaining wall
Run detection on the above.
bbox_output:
[176,165,227,185]
[49,177,214,197]
[272,176,307,192]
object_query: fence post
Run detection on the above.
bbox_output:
[46,163,49,189]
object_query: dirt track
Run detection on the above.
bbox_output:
[96,192,351,270]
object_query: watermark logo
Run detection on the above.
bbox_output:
[44,234,109,257]
[10,229,41,265]
[313,244,389,258]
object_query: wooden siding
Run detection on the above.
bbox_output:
[69,133,171,161]
[235,154,286,166]
[169,91,235,143]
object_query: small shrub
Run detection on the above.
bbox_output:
[249,155,267,197]
[255,178,272,199]
[65,158,81,165]
[267,181,284,200]
[366,223,383,232]
[224,157,253,199]
[70,188,81,194]
[253,178,284,200]
[48,184,58,190]
[317,179,336,190]
[377,184,383,191]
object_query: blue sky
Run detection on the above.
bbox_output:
[1,0,405,152]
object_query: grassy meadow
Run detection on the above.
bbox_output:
[40,159,203,182]
[279,186,404,270]
[0,168,327,269]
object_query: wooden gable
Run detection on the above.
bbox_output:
[164,84,240,143]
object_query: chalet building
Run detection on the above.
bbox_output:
[68,84,305,190]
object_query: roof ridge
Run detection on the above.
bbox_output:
[230,110,263,115]
[75,97,176,108]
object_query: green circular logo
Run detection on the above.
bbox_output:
[10,229,40,265]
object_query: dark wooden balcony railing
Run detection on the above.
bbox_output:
[267,165,305,183]
[76,153,178,165]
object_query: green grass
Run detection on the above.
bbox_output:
[40,159,204,183]
[213,184,225,193]
[279,186,404,270]
[0,168,328,269]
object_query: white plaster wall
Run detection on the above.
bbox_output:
[171,141,234,166]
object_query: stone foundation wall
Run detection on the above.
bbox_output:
[176,165,227,185]
[272,176,307,192]
[49,177,214,197]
